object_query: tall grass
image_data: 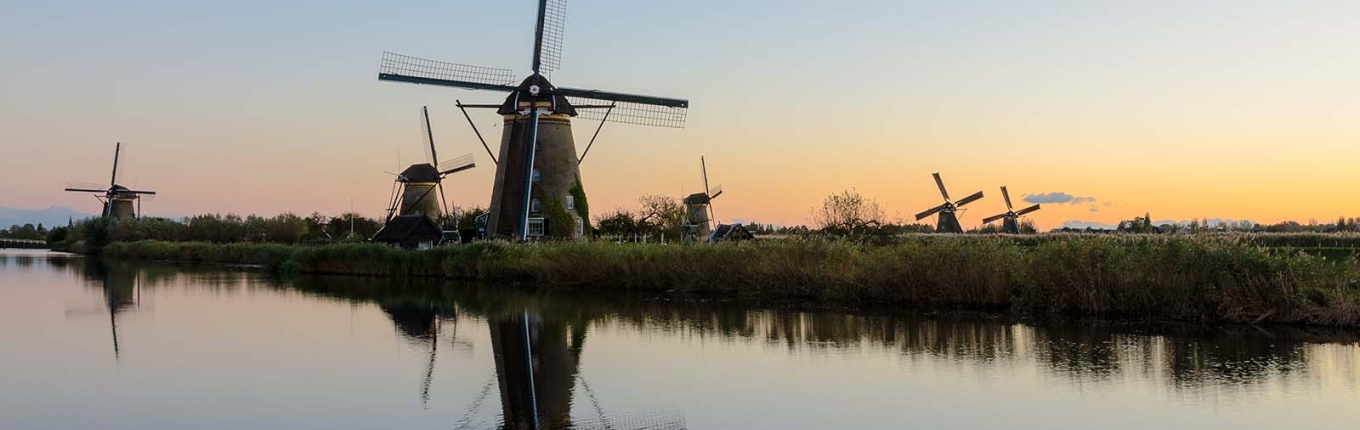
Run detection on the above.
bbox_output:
[98,235,1360,326]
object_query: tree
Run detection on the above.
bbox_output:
[593,209,641,238]
[810,189,885,236]
[636,194,686,240]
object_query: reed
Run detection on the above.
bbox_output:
[97,235,1360,326]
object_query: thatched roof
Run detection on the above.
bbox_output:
[372,214,442,243]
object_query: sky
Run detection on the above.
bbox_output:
[2,0,1358,230]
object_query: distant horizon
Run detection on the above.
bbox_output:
[7,203,1359,234]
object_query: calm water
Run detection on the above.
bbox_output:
[2,250,1358,429]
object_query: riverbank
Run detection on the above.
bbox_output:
[97,235,1360,327]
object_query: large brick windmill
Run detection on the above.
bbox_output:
[377,0,689,241]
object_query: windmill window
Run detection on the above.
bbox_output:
[565,195,574,210]
[530,199,541,213]
[575,218,584,236]
[532,169,541,183]
[527,218,546,237]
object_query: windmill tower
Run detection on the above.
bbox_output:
[914,172,983,233]
[683,156,723,241]
[377,0,689,241]
[63,142,157,218]
[982,186,1041,234]
[383,107,477,223]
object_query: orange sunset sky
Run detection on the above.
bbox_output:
[2,1,1358,230]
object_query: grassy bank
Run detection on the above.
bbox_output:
[99,235,1360,327]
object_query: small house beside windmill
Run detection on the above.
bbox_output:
[64,143,157,218]
[371,214,444,250]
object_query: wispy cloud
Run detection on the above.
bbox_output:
[1023,192,1096,205]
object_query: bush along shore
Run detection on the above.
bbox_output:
[96,235,1360,327]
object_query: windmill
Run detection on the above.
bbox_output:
[683,156,723,241]
[63,142,156,218]
[914,173,984,233]
[377,0,689,241]
[982,186,1041,234]
[382,106,477,223]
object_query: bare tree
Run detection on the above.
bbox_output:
[810,189,885,236]
[637,194,687,239]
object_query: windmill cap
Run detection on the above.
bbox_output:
[399,164,442,182]
[497,74,578,117]
[683,192,711,204]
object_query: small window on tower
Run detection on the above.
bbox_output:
[530,199,541,213]
[565,195,574,210]
[575,218,584,236]
[527,218,546,237]
[532,169,541,183]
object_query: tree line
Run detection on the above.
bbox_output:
[0,223,52,241]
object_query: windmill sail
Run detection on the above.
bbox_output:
[439,154,476,175]
[932,172,949,200]
[422,106,437,165]
[534,0,568,77]
[379,52,518,90]
[955,191,985,207]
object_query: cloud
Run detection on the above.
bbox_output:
[1089,206,1099,213]
[1023,192,1097,205]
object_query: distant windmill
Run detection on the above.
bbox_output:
[914,173,984,233]
[378,0,689,241]
[64,142,156,218]
[383,107,477,223]
[982,186,1041,234]
[683,156,723,241]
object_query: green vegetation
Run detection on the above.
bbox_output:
[97,234,1360,327]
[569,174,590,233]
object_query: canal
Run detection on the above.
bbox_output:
[1,249,1357,429]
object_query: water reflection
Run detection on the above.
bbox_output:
[300,277,683,430]
[280,275,1360,396]
[19,255,1360,429]
[79,258,141,362]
